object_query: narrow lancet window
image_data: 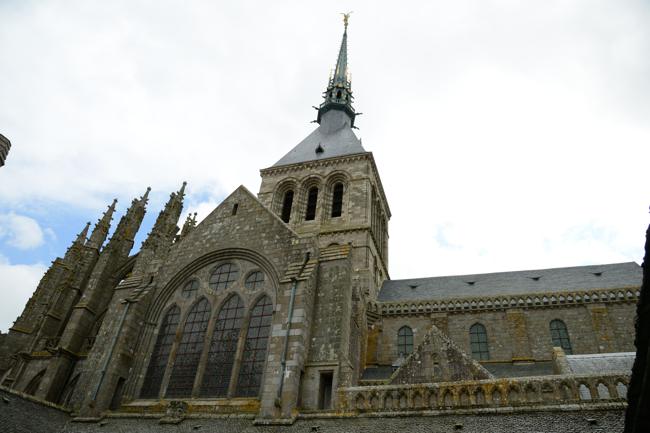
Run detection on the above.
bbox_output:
[470,323,490,360]
[281,190,293,223]
[550,319,573,354]
[305,187,319,221]
[166,298,211,398]
[397,326,413,356]
[141,305,181,398]
[200,295,245,397]
[236,295,273,397]
[331,183,344,217]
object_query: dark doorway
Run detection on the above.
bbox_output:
[318,371,333,410]
[110,377,126,411]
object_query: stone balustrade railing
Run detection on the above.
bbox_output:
[338,373,629,413]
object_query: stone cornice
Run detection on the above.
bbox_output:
[371,286,641,316]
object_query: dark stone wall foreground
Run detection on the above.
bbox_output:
[0,387,69,433]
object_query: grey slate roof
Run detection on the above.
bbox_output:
[378,262,642,302]
[566,352,635,375]
[483,361,554,378]
[273,110,366,167]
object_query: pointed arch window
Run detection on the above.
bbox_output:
[397,326,414,356]
[141,305,181,398]
[200,295,245,397]
[470,323,490,360]
[236,295,273,397]
[550,319,573,354]
[181,280,199,298]
[24,370,45,396]
[305,187,319,221]
[331,182,344,218]
[166,298,211,398]
[281,190,294,223]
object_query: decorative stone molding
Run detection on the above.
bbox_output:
[370,286,640,317]
[338,373,630,414]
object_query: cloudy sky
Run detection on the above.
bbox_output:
[0,0,648,332]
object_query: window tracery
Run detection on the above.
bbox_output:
[181,280,199,298]
[166,298,211,398]
[245,271,265,290]
[209,263,240,291]
[141,305,181,398]
[236,295,273,397]
[200,295,245,397]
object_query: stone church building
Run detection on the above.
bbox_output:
[0,20,643,432]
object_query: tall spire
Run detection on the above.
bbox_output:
[316,13,356,127]
[87,199,117,249]
[104,188,149,249]
[75,222,91,245]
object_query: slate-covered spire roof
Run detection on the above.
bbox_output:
[273,15,365,168]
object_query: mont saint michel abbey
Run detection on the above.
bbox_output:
[0,19,643,433]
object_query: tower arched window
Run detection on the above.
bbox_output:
[281,190,294,223]
[141,305,181,398]
[305,187,319,221]
[166,298,211,398]
[200,295,245,397]
[469,323,490,361]
[236,295,273,397]
[397,326,413,356]
[550,319,573,354]
[331,182,344,218]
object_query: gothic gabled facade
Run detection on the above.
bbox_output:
[0,19,643,432]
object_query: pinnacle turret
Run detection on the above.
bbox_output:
[180,212,198,238]
[141,183,186,252]
[87,199,117,249]
[104,188,149,249]
[317,13,356,127]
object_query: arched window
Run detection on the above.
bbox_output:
[305,187,318,221]
[209,263,240,291]
[397,326,413,356]
[24,370,45,396]
[331,183,344,218]
[470,323,490,360]
[200,295,245,397]
[245,271,265,290]
[141,305,181,398]
[281,190,294,223]
[236,295,273,397]
[166,298,211,398]
[550,319,573,354]
[181,280,199,298]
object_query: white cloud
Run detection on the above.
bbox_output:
[0,0,648,288]
[0,213,45,250]
[0,255,47,332]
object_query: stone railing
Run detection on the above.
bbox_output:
[338,374,629,413]
[371,287,640,317]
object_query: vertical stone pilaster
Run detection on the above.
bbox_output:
[505,309,532,360]
[587,304,615,353]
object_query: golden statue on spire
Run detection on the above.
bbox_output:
[342,11,352,30]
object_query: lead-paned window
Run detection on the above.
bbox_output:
[331,183,343,217]
[200,295,245,397]
[235,295,273,397]
[550,319,573,354]
[181,280,199,298]
[397,326,413,356]
[245,271,265,290]
[141,305,181,398]
[281,190,294,223]
[305,187,318,221]
[209,263,239,291]
[470,323,490,361]
[166,298,211,398]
